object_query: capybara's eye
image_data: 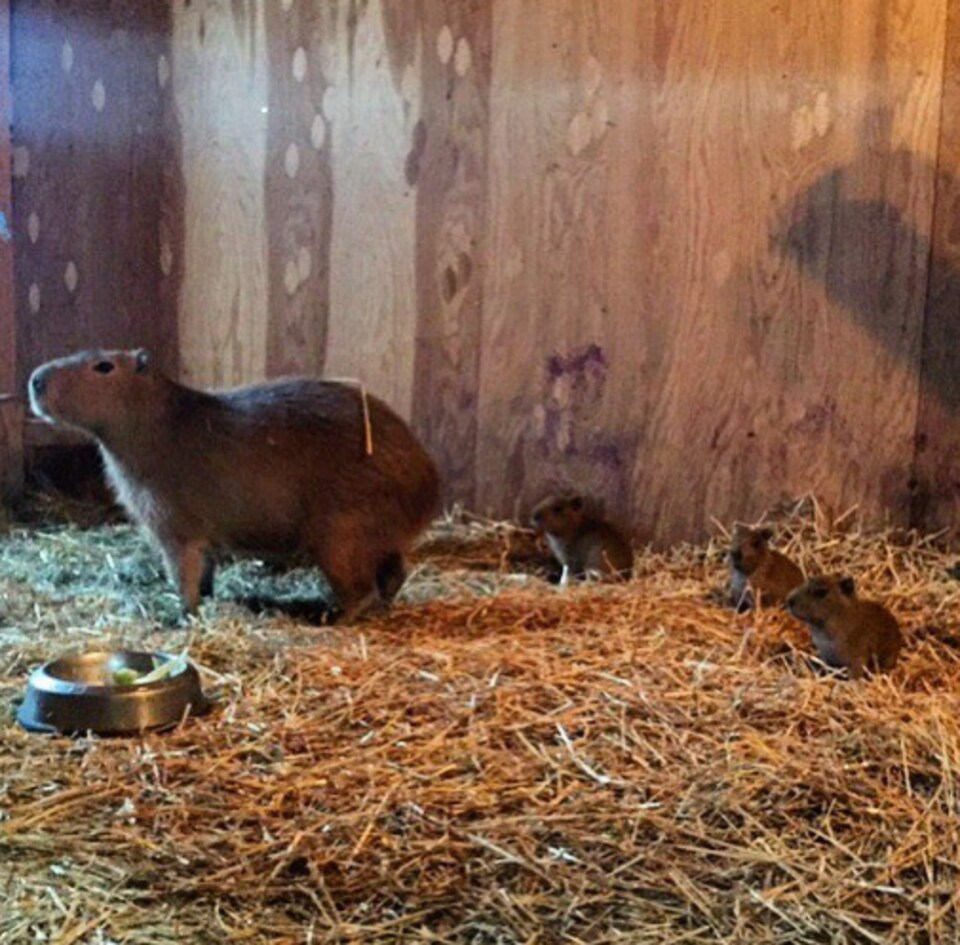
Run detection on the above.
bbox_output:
[811,586,828,599]
[93,361,115,374]
[552,504,564,515]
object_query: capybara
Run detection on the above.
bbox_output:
[786,575,903,678]
[530,491,632,585]
[728,524,803,609]
[29,349,439,620]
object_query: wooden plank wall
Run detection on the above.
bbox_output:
[11,0,178,387]
[916,0,960,537]
[10,0,960,545]
[477,0,945,543]
[0,0,21,500]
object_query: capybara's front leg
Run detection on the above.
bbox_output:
[728,571,752,612]
[159,538,210,615]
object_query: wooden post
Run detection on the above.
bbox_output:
[0,0,20,504]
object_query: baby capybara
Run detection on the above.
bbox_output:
[727,524,803,609]
[786,575,903,679]
[29,349,440,620]
[530,491,632,585]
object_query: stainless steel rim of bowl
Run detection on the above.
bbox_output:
[17,650,210,736]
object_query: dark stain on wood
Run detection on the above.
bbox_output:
[913,0,960,538]
[405,118,428,187]
[379,0,421,93]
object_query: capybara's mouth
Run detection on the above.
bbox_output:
[27,371,58,424]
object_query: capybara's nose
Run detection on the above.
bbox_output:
[30,371,46,397]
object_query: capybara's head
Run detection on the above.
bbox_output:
[786,574,856,627]
[530,492,588,539]
[728,525,774,575]
[29,349,161,439]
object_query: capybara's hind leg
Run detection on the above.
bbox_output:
[159,537,209,614]
[375,551,407,604]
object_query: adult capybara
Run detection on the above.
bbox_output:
[29,349,440,620]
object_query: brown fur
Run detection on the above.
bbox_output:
[786,575,903,678]
[728,525,804,608]
[530,492,632,584]
[29,349,440,620]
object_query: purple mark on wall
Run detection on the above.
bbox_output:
[591,442,624,471]
[546,343,608,381]
[539,344,611,454]
[529,343,639,530]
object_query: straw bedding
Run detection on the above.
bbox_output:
[1,497,960,943]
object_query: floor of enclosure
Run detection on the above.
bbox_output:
[2,503,960,942]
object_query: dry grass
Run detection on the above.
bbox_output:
[2,498,960,944]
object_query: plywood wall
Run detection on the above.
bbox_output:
[0,0,20,500]
[11,0,179,382]
[916,0,960,538]
[11,0,960,544]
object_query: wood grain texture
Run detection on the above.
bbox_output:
[262,0,333,379]
[476,0,645,526]
[0,0,13,400]
[475,0,945,544]
[408,0,491,508]
[320,0,422,416]
[11,0,177,387]
[11,0,960,544]
[913,0,960,537]
[0,400,23,500]
[171,0,270,387]
[0,2,16,501]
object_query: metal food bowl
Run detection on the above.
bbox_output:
[17,650,209,736]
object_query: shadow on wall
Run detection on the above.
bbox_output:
[503,145,960,544]
[773,148,960,529]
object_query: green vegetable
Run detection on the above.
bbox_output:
[108,650,190,688]
[111,668,141,687]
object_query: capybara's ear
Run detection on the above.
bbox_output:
[839,576,856,597]
[134,349,151,374]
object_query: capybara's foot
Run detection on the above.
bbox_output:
[160,538,210,615]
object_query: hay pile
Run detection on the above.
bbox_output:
[2,499,960,943]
